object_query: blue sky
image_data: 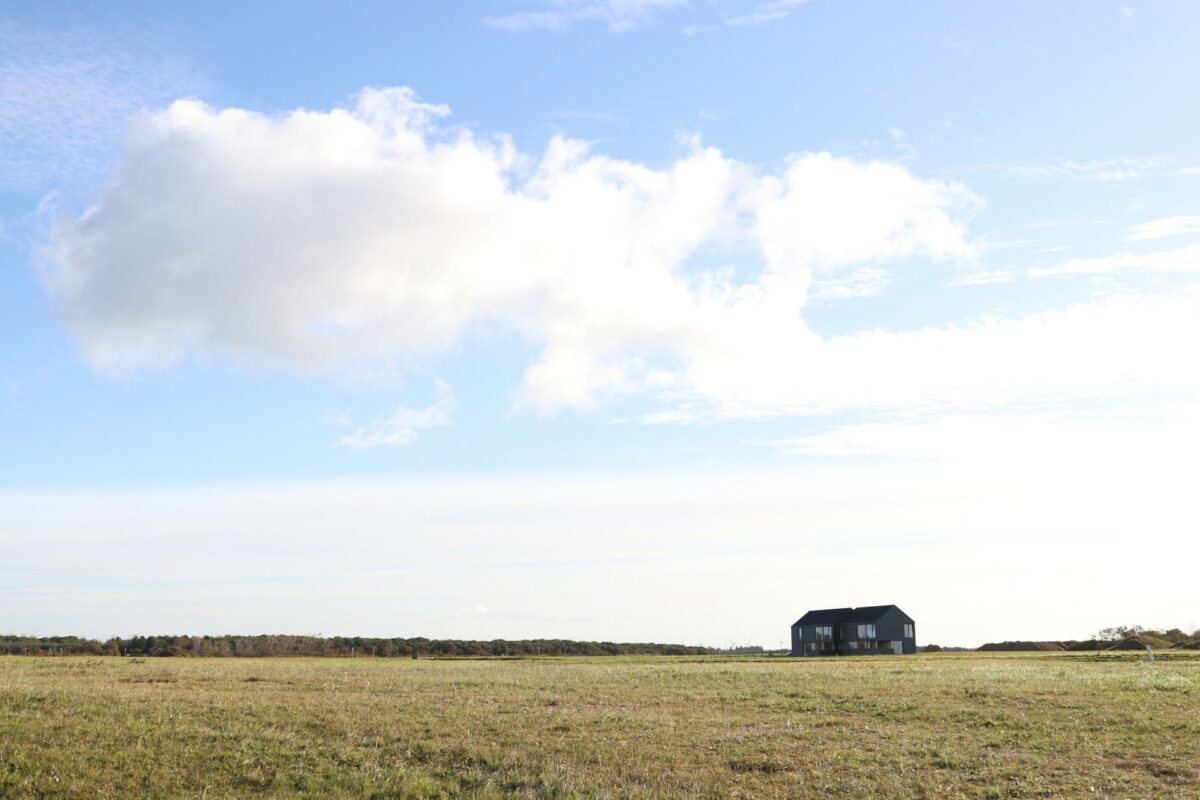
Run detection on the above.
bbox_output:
[2,1,1198,646]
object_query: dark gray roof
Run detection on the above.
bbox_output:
[793,604,913,627]
[845,605,912,623]
[793,608,852,627]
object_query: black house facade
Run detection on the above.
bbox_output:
[790,605,916,656]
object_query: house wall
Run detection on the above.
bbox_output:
[791,608,917,656]
[790,624,802,655]
[841,608,916,655]
[791,623,845,656]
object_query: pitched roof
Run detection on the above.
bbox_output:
[793,608,852,626]
[845,605,911,623]
[793,605,914,627]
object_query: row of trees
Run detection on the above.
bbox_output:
[1093,625,1200,643]
[0,634,717,658]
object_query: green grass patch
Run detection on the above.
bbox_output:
[1,652,1197,798]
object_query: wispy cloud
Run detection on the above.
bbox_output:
[990,156,1162,183]
[810,266,890,300]
[1125,216,1200,242]
[1028,242,1200,277]
[1023,219,1110,229]
[544,109,627,127]
[336,381,455,449]
[484,0,686,32]
[946,268,1017,287]
[940,36,975,54]
[763,408,1199,464]
[449,603,491,619]
[0,18,199,189]
[724,0,810,28]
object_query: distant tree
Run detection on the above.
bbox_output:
[1094,625,1144,642]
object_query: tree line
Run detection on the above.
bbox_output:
[0,634,718,657]
[1092,625,1199,644]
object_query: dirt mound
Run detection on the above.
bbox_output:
[1065,640,1108,651]
[977,641,1066,652]
[1170,640,1200,650]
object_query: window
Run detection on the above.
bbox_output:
[857,624,876,639]
[904,623,914,639]
[813,625,833,642]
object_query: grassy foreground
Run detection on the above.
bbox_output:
[1,653,1197,799]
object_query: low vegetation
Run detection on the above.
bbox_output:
[2,652,1198,798]
[0,635,717,658]
[977,625,1200,653]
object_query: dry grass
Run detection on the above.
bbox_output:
[2,652,1198,798]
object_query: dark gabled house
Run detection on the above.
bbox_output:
[790,605,916,656]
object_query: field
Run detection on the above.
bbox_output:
[2,653,1198,799]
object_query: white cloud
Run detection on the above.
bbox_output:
[336,380,454,448]
[43,88,1200,427]
[450,603,490,619]
[484,0,685,32]
[992,156,1162,183]
[940,36,975,54]
[752,153,976,273]
[1028,242,1200,277]
[663,290,1200,420]
[1125,215,1200,242]
[765,407,1200,463]
[43,87,980,417]
[724,0,810,28]
[945,268,1016,286]
[1023,219,1110,229]
[810,266,890,299]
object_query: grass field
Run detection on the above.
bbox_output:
[2,653,1197,799]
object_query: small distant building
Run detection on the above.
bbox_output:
[790,605,916,656]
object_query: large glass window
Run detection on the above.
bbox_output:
[858,623,876,639]
[814,625,833,642]
[904,623,914,639]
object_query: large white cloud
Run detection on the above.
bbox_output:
[44,87,985,414]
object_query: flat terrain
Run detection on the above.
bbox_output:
[1,653,1197,799]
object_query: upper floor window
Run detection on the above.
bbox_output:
[858,624,876,639]
[814,625,833,641]
[904,623,914,639]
